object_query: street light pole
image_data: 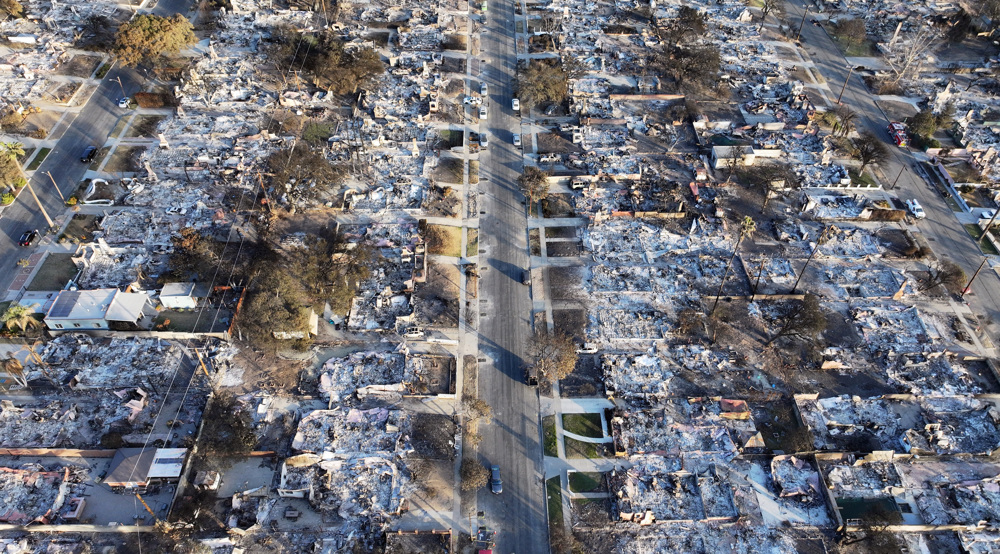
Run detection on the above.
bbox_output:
[962,258,988,296]
[795,8,809,41]
[889,167,906,190]
[45,171,65,203]
[836,66,854,104]
[24,181,54,229]
[115,76,126,97]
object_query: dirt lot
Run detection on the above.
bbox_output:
[59,214,99,242]
[57,55,102,78]
[542,194,575,218]
[536,132,582,154]
[560,354,604,398]
[545,226,578,239]
[571,498,612,526]
[546,241,582,257]
[412,413,457,460]
[552,308,586,341]
[414,260,461,327]
[104,145,145,173]
[125,115,166,138]
[548,267,586,301]
[440,55,467,73]
[425,224,463,257]
[433,157,464,183]
[386,533,449,554]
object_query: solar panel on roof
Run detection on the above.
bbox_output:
[48,291,81,318]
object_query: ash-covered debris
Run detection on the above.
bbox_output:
[318,352,407,403]
[291,408,404,455]
[41,335,186,390]
[0,464,89,525]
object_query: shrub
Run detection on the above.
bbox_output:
[1,192,14,205]
[66,196,78,206]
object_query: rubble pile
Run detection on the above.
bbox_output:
[41,335,186,389]
[0,465,87,524]
[318,352,407,402]
[291,408,404,454]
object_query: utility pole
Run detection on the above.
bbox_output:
[962,258,988,296]
[889,166,906,190]
[45,171,65,202]
[836,66,854,104]
[790,225,830,294]
[115,76,126,97]
[795,8,809,41]
[25,181,54,228]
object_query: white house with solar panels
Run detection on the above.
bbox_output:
[43,288,158,331]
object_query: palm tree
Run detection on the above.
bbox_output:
[711,216,756,316]
[20,340,60,389]
[1,302,40,332]
[0,141,25,163]
[3,354,28,389]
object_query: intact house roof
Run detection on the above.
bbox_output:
[44,289,153,326]
[105,448,187,488]
[160,282,197,298]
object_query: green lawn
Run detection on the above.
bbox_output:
[562,413,604,438]
[439,129,464,149]
[568,471,604,493]
[964,224,1000,256]
[26,254,78,291]
[542,415,558,457]
[27,148,50,171]
[466,228,479,258]
[564,436,607,459]
[848,169,878,188]
[546,476,563,525]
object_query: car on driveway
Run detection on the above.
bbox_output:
[490,465,502,494]
[118,97,130,109]
[80,146,97,164]
[18,229,39,247]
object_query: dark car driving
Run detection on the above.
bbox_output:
[80,146,97,163]
[18,229,38,247]
[490,465,502,494]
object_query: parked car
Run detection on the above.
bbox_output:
[512,98,520,111]
[18,229,38,247]
[480,133,488,149]
[118,97,130,109]
[906,199,926,219]
[521,269,530,285]
[80,145,97,164]
[481,83,488,96]
[479,106,488,119]
[980,209,996,221]
[490,465,502,494]
[513,134,521,147]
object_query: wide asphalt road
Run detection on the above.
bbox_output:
[789,0,1000,330]
[476,1,548,552]
[0,0,192,297]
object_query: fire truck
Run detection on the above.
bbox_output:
[888,122,908,147]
